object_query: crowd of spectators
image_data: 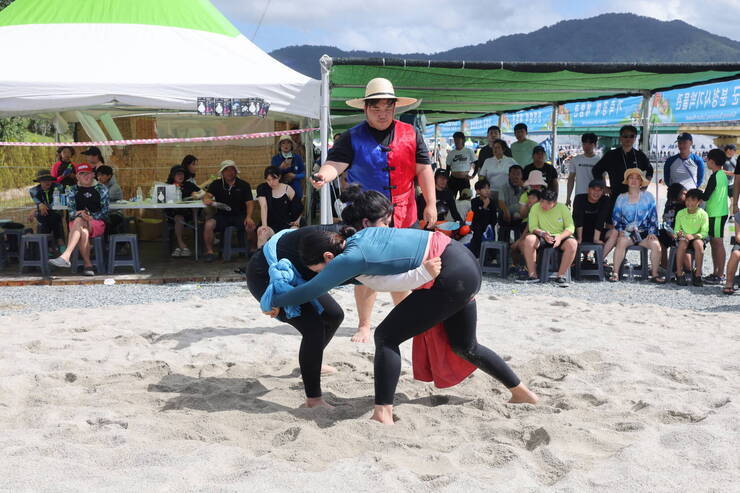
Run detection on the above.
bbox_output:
[19,123,740,293]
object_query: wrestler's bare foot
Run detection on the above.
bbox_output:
[508,384,539,404]
[351,326,372,343]
[303,397,334,409]
[370,404,394,425]
[320,364,338,375]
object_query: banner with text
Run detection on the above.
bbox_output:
[651,79,740,124]
[501,107,553,134]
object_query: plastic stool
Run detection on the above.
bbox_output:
[3,229,23,262]
[538,247,572,283]
[222,226,247,261]
[0,233,7,269]
[107,234,141,274]
[479,241,509,277]
[70,235,106,274]
[19,233,51,277]
[575,243,605,281]
[666,246,696,281]
[619,245,649,281]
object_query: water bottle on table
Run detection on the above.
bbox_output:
[52,188,60,207]
[136,186,143,202]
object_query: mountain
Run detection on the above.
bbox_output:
[269,13,740,79]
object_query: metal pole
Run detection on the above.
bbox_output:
[319,55,333,224]
[550,104,558,171]
[303,117,314,225]
[434,123,440,168]
[640,92,656,200]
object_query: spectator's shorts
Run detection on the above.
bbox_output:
[213,214,245,233]
[69,218,105,238]
[709,215,727,239]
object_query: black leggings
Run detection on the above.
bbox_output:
[246,250,344,398]
[373,240,521,405]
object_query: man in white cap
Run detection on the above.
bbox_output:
[202,160,255,262]
[312,77,437,342]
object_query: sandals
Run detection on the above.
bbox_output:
[722,286,735,295]
[608,272,619,282]
[650,275,666,285]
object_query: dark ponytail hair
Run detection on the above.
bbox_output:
[340,184,393,229]
[299,226,356,266]
[666,183,686,203]
[181,155,198,180]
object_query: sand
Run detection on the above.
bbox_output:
[0,286,738,492]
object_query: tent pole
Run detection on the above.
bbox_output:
[319,55,333,224]
[303,117,314,225]
[550,104,558,174]
[434,123,440,168]
[640,92,656,201]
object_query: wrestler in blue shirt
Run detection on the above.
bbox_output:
[270,227,429,307]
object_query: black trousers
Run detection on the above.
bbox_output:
[447,176,470,200]
[373,240,521,405]
[36,211,64,241]
[246,250,344,398]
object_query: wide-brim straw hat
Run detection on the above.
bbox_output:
[218,160,239,175]
[622,168,650,187]
[346,78,417,109]
[523,170,547,187]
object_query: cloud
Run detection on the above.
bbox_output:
[213,0,562,53]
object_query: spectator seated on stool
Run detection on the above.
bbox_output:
[469,179,497,258]
[95,165,125,235]
[673,188,709,287]
[572,179,618,260]
[517,189,577,286]
[201,160,255,262]
[48,163,109,276]
[165,165,202,257]
[27,169,65,255]
[610,168,664,283]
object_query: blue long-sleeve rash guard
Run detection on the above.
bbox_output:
[270,227,431,307]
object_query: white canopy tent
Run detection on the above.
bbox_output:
[0,0,320,121]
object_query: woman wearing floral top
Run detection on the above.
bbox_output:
[609,168,665,283]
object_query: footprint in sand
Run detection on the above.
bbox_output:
[614,421,645,432]
[272,426,301,446]
[64,373,77,383]
[524,427,551,451]
[86,417,128,429]
[631,400,649,411]
[660,409,708,424]
[579,393,608,407]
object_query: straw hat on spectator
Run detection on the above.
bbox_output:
[524,170,547,187]
[622,168,650,187]
[346,78,417,109]
[218,160,239,175]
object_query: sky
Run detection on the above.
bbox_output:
[212,0,740,54]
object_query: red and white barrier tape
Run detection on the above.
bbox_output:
[0,127,318,147]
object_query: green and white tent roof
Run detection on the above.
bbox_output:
[0,0,319,119]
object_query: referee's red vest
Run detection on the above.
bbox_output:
[347,120,418,228]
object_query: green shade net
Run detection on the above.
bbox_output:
[329,60,740,124]
[0,0,239,36]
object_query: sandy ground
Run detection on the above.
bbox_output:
[1,285,738,492]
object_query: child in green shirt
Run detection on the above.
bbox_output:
[701,148,729,284]
[674,188,709,286]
